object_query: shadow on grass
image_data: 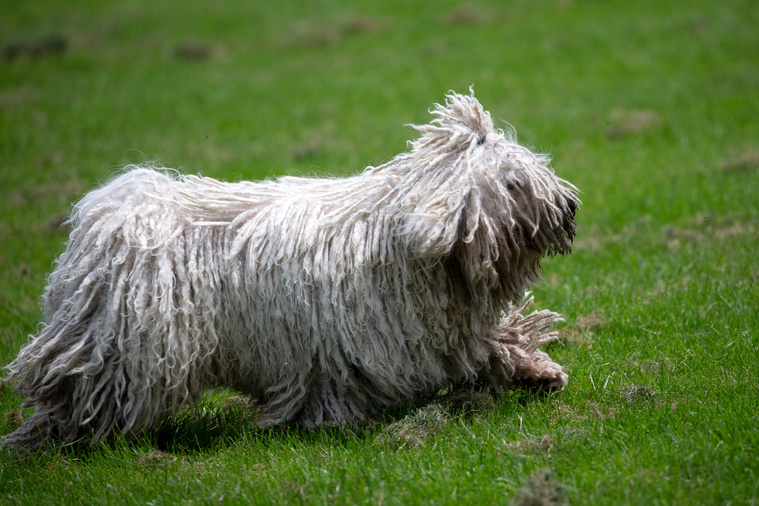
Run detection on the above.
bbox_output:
[146,399,427,454]
[149,404,260,453]
[0,387,563,464]
[139,386,562,454]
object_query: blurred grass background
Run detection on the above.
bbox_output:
[1,0,758,503]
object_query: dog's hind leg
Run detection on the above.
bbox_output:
[298,377,372,428]
[254,370,312,428]
[1,409,59,454]
[255,373,374,429]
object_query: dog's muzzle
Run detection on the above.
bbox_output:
[566,198,578,217]
[561,198,578,249]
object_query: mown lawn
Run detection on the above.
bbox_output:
[1,0,758,503]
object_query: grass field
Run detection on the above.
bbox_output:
[1,0,758,503]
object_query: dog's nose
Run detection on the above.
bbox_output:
[566,198,577,216]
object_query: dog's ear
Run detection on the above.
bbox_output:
[400,185,502,288]
[454,197,503,288]
[400,189,469,258]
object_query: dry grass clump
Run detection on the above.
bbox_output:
[623,385,656,405]
[511,468,568,506]
[383,403,450,449]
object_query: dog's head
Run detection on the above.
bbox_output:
[394,89,580,302]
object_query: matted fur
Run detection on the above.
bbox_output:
[3,90,579,451]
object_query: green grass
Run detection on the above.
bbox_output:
[1,0,758,503]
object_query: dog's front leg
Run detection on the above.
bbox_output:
[501,345,568,393]
[479,300,568,394]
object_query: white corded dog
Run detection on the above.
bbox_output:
[3,90,579,451]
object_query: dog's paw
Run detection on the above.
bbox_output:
[515,363,568,394]
[538,369,568,392]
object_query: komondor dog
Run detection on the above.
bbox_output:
[3,90,579,452]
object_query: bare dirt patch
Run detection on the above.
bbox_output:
[0,87,37,109]
[507,435,555,456]
[562,313,604,346]
[286,15,385,49]
[622,385,656,405]
[578,213,755,253]
[5,411,24,431]
[719,151,759,173]
[447,6,482,26]
[3,34,67,60]
[511,468,568,506]
[605,109,660,139]
[339,15,385,35]
[136,449,179,470]
[225,395,257,409]
[440,388,495,415]
[174,40,214,61]
[662,213,757,249]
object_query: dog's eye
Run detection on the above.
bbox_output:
[507,183,516,191]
